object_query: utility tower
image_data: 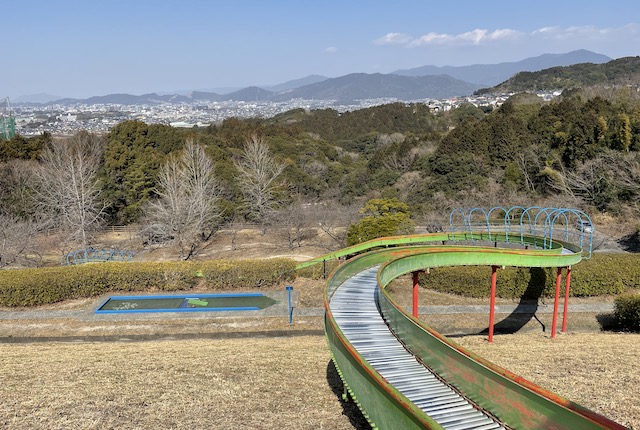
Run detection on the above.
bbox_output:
[0,97,16,140]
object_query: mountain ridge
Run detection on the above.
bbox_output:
[393,49,612,86]
[12,50,615,106]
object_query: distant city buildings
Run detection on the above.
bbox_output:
[11,92,560,137]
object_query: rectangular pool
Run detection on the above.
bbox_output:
[96,293,277,314]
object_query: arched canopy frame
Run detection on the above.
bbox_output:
[448,206,592,257]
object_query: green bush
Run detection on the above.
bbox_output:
[198,259,296,289]
[0,258,296,307]
[346,198,415,246]
[613,294,640,332]
[418,253,635,299]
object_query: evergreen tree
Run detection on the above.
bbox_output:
[346,198,415,246]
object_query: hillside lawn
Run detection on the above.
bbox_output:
[0,332,637,429]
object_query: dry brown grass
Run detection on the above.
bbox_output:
[0,332,637,429]
[0,336,364,430]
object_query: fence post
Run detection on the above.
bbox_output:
[286,286,294,325]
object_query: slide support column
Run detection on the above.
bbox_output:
[488,265,499,343]
[562,267,572,333]
[412,271,420,318]
[551,267,563,338]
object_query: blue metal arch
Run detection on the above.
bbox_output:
[533,207,561,248]
[504,206,527,243]
[467,207,489,241]
[487,206,508,241]
[545,209,570,249]
[520,206,542,245]
[549,209,594,258]
[449,208,468,240]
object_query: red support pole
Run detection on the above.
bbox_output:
[551,267,563,339]
[412,271,420,317]
[562,267,572,333]
[488,266,498,343]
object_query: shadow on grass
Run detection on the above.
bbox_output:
[478,268,547,335]
[325,360,371,430]
[596,312,617,331]
[618,233,640,253]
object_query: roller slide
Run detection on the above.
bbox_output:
[301,233,627,430]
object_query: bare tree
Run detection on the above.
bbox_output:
[145,141,221,259]
[515,150,540,193]
[32,132,106,248]
[0,215,43,268]
[234,135,286,223]
[382,151,415,173]
[563,151,640,208]
[270,200,319,250]
[314,202,360,249]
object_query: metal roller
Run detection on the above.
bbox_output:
[330,266,505,430]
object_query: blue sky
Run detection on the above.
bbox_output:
[4,0,640,99]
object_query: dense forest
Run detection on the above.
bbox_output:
[2,88,640,264]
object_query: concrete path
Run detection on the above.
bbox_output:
[0,302,614,320]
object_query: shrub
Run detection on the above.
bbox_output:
[0,258,296,307]
[613,294,640,332]
[197,259,296,289]
[346,198,415,246]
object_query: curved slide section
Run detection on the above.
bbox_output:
[315,235,626,430]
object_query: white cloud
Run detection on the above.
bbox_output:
[374,28,522,47]
[375,24,640,50]
[325,46,338,53]
[531,24,640,41]
[374,32,413,45]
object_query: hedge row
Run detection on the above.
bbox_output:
[418,253,640,299]
[0,259,297,307]
[613,294,640,332]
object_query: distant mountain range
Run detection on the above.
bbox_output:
[393,49,612,86]
[13,50,615,106]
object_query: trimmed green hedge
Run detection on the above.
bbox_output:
[0,259,296,307]
[419,253,639,299]
[613,294,640,332]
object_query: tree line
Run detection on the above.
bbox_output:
[2,92,640,266]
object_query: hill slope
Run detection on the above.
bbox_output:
[476,56,640,94]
